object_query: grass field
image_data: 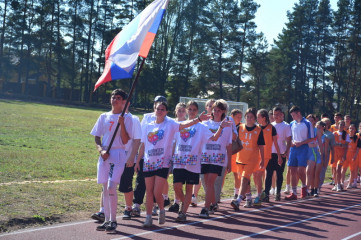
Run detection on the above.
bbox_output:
[0,99,334,232]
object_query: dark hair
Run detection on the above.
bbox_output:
[321,113,329,119]
[338,120,346,140]
[257,109,270,124]
[349,124,358,142]
[231,109,242,117]
[211,99,228,120]
[186,100,199,110]
[289,106,301,114]
[306,114,316,121]
[111,89,128,100]
[268,109,273,115]
[273,107,283,114]
[245,107,257,119]
[155,101,168,111]
[334,112,343,118]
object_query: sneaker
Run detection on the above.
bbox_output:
[164,198,171,207]
[285,193,297,201]
[91,212,105,222]
[357,176,360,183]
[313,189,319,197]
[275,193,281,201]
[340,184,344,190]
[260,191,266,201]
[253,196,261,207]
[331,185,337,191]
[301,187,307,199]
[105,221,117,233]
[209,203,218,214]
[330,180,335,185]
[158,209,166,224]
[191,195,197,207]
[231,199,240,211]
[243,198,253,208]
[132,205,141,217]
[199,208,209,218]
[352,183,357,188]
[262,195,270,203]
[176,212,187,222]
[143,215,153,228]
[233,194,238,200]
[270,188,275,195]
[122,209,132,220]
[283,186,290,194]
[346,185,352,189]
[96,221,109,231]
[168,203,180,213]
[336,184,342,192]
[152,205,158,216]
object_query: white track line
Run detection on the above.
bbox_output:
[110,191,356,240]
[341,231,361,240]
[0,179,96,186]
[233,203,361,240]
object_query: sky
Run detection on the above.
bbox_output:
[254,0,338,46]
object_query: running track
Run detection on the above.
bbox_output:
[1,185,360,240]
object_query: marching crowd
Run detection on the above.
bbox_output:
[90,89,361,233]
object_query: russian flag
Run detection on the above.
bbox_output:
[94,0,170,91]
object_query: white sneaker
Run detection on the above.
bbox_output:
[191,195,198,207]
[331,186,337,191]
[270,188,275,195]
[143,215,153,227]
[158,210,166,224]
[283,185,290,194]
[336,184,342,192]
[152,205,158,216]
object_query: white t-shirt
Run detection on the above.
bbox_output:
[124,113,142,163]
[173,122,213,173]
[290,118,314,143]
[141,118,180,172]
[201,120,232,167]
[90,111,133,150]
[272,121,291,154]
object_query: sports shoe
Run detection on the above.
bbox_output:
[313,189,319,197]
[143,215,153,227]
[346,185,352,189]
[340,184,344,190]
[96,221,109,231]
[164,198,171,207]
[91,212,105,222]
[231,199,240,211]
[301,186,307,199]
[262,195,270,203]
[330,180,335,185]
[270,188,275,195]
[209,203,218,214]
[336,184,342,192]
[168,203,180,213]
[260,191,266,201]
[352,183,357,188]
[122,209,132,220]
[199,208,209,218]
[132,205,141,217]
[283,185,291,194]
[275,193,281,201]
[357,176,360,183]
[176,212,187,222]
[105,221,117,233]
[253,196,261,207]
[158,209,166,224]
[243,198,253,208]
[191,195,197,207]
[233,194,238,200]
[331,185,337,191]
[152,205,158,216]
[285,193,297,201]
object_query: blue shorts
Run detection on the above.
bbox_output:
[288,145,309,167]
[308,147,321,164]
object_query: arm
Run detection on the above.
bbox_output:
[179,111,210,130]
[272,135,282,165]
[295,137,315,147]
[118,116,130,144]
[126,139,141,167]
[209,119,231,141]
[95,136,109,161]
[226,144,232,173]
[284,136,292,157]
[134,143,145,173]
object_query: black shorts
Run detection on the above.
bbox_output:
[143,168,169,179]
[118,164,135,193]
[173,168,200,185]
[201,164,223,176]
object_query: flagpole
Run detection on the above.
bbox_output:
[106,57,146,154]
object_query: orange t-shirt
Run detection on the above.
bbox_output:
[334,131,348,161]
[330,124,338,133]
[236,124,262,165]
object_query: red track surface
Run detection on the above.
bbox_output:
[1,185,360,240]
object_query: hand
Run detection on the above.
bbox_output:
[100,150,109,161]
[125,158,134,167]
[198,111,211,121]
[259,160,264,170]
[278,155,283,166]
[220,118,233,128]
[118,115,125,124]
[295,142,303,148]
